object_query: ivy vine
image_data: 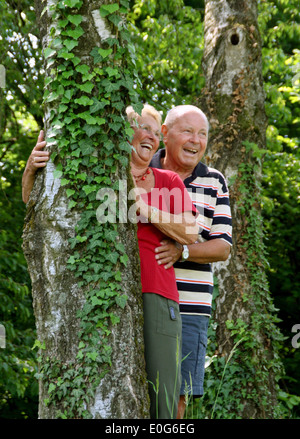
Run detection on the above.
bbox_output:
[35,0,142,418]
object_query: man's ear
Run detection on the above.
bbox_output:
[161,124,168,144]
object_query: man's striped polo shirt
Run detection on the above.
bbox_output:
[151,149,232,317]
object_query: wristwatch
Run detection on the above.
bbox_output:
[181,245,189,262]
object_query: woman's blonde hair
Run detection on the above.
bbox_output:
[126,104,162,126]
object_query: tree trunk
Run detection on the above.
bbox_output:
[22,0,149,419]
[199,0,283,418]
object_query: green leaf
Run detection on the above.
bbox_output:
[110,314,120,325]
[58,19,69,28]
[116,294,127,309]
[75,64,90,75]
[60,178,70,186]
[100,4,120,17]
[57,50,74,60]
[83,185,97,195]
[74,96,94,106]
[67,14,83,26]
[48,383,56,393]
[66,188,75,198]
[79,139,95,156]
[44,47,56,59]
[63,0,82,9]
[65,27,84,40]
[105,67,120,78]
[77,112,97,124]
[98,48,113,59]
[53,163,63,179]
[90,98,110,114]
[68,200,77,209]
[77,82,94,93]
[63,39,78,51]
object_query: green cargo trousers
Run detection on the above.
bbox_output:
[142,293,182,419]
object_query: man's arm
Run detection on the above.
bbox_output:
[155,238,231,269]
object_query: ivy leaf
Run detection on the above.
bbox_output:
[48,383,56,394]
[64,89,75,100]
[74,96,94,106]
[58,19,68,28]
[57,50,74,60]
[98,48,113,59]
[106,252,119,264]
[105,67,120,78]
[63,0,83,9]
[65,27,84,40]
[44,47,56,59]
[116,294,127,309]
[68,200,77,209]
[77,82,94,93]
[78,112,97,124]
[83,185,97,195]
[120,254,128,266]
[63,39,78,51]
[79,139,95,155]
[90,98,109,114]
[60,178,70,186]
[100,3,120,17]
[76,64,90,75]
[110,315,120,325]
[45,91,59,103]
[108,14,122,27]
[53,163,63,179]
[83,124,101,137]
[66,189,75,198]
[67,14,83,26]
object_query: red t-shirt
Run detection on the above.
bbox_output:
[137,167,197,303]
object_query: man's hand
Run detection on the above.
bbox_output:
[155,239,182,269]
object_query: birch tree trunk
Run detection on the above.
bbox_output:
[22,0,149,419]
[200,0,283,418]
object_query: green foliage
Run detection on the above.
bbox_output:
[128,0,205,111]
[258,0,300,412]
[0,1,43,417]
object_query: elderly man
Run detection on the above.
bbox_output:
[150,104,232,418]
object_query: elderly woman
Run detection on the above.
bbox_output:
[22,104,198,419]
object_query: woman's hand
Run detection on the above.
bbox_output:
[26,130,49,175]
[22,130,49,203]
[154,239,182,269]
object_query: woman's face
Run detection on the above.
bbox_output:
[131,115,161,167]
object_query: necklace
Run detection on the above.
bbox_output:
[133,167,151,182]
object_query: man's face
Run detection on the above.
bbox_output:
[162,111,208,173]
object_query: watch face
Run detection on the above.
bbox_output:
[183,249,189,259]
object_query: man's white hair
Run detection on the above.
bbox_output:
[164,105,209,131]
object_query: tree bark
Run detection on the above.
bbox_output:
[200,0,282,418]
[22,0,149,419]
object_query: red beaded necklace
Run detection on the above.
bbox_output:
[133,167,151,182]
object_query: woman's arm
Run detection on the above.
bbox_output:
[136,196,199,244]
[22,130,49,203]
